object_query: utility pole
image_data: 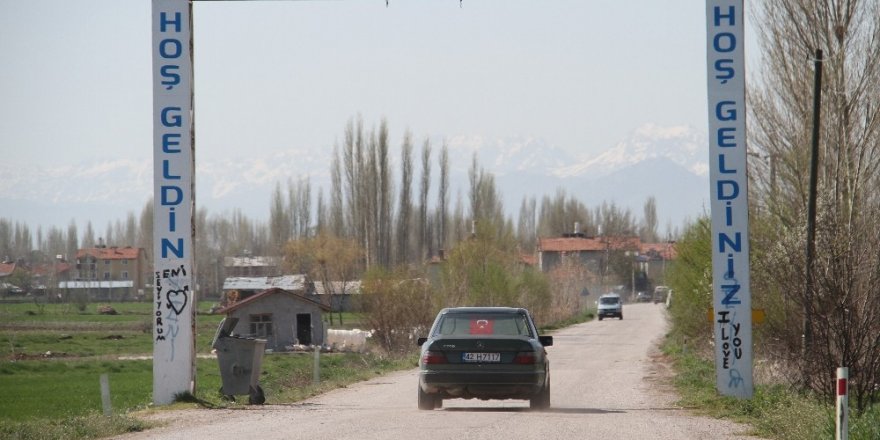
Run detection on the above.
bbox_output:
[803,49,823,373]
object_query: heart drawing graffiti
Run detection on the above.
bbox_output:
[166,287,189,315]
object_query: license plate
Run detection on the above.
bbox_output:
[462,352,501,363]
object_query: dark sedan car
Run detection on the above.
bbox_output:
[416,307,553,410]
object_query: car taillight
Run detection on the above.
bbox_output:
[513,351,536,364]
[422,351,447,364]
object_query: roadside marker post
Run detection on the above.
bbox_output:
[836,367,848,440]
[100,373,112,416]
[313,345,321,384]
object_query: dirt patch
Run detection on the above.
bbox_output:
[644,346,679,397]
[8,351,72,361]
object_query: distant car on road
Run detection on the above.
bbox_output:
[653,286,670,304]
[416,307,553,410]
[636,291,653,303]
[597,293,623,320]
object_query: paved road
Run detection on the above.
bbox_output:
[116,303,757,440]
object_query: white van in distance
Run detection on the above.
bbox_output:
[597,293,623,321]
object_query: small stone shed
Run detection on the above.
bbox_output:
[215,287,330,351]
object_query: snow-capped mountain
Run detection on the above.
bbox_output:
[442,135,576,175]
[2,123,710,233]
[553,123,708,179]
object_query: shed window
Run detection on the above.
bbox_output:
[249,314,274,337]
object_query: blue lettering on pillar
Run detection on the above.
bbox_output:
[162,133,181,153]
[161,238,184,258]
[718,154,736,174]
[159,39,182,59]
[717,180,739,200]
[163,160,181,180]
[716,101,737,121]
[161,107,182,127]
[713,32,737,53]
[719,232,742,253]
[713,6,736,26]
[718,127,737,147]
[160,12,182,33]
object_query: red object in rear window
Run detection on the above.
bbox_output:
[469,318,494,334]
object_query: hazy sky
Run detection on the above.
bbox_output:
[1,0,716,166]
[0,0,763,235]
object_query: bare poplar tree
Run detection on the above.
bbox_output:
[315,188,327,234]
[269,181,289,254]
[376,120,393,267]
[44,226,66,261]
[468,153,480,222]
[295,177,311,238]
[517,196,537,251]
[330,146,345,237]
[749,0,880,409]
[137,200,153,263]
[103,223,113,247]
[452,190,467,243]
[536,189,592,238]
[124,212,137,247]
[0,219,12,260]
[343,117,364,254]
[640,196,658,242]
[397,131,414,264]
[437,143,450,253]
[82,222,95,249]
[364,128,378,268]
[594,202,635,237]
[418,140,432,261]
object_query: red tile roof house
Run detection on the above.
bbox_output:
[537,235,641,274]
[537,235,677,297]
[30,259,72,294]
[639,241,677,284]
[62,247,149,301]
[0,262,25,296]
[0,262,16,279]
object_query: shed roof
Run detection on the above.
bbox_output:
[223,256,280,268]
[216,287,330,314]
[222,275,307,291]
[59,281,134,288]
[313,280,361,295]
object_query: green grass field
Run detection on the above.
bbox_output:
[0,300,388,435]
[1,301,228,359]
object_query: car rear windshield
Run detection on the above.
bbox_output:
[600,297,620,305]
[434,313,533,337]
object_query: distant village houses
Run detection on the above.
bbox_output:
[60,243,149,301]
[537,231,676,296]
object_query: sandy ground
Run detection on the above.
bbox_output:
[114,303,761,440]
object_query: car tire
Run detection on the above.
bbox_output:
[418,385,436,410]
[619,314,623,320]
[598,315,603,321]
[530,380,550,410]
